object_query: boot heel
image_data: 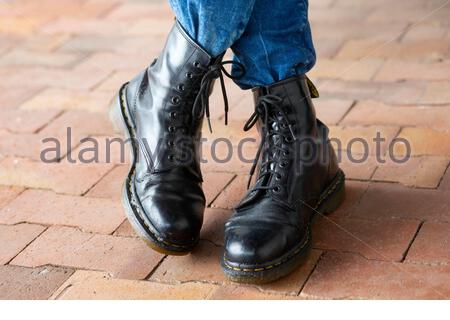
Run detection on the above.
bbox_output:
[320,174,345,215]
[109,91,126,135]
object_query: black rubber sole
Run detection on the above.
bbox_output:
[109,83,196,255]
[221,170,345,284]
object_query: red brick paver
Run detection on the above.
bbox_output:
[1,0,449,299]
[313,217,420,261]
[0,224,46,264]
[0,190,125,234]
[0,157,114,195]
[301,252,450,299]
[50,270,219,300]
[0,265,73,300]
[11,226,164,280]
[406,222,450,265]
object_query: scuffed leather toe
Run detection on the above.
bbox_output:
[224,224,295,266]
[137,179,205,246]
[223,198,306,268]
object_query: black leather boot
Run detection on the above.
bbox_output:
[110,21,240,255]
[221,76,345,283]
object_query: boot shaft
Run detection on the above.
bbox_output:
[240,76,338,208]
[124,22,223,174]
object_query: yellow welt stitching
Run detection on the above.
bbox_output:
[120,87,192,250]
[223,231,310,273]
[223,174,344,273]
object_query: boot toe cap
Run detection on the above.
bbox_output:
[223,224,299,266]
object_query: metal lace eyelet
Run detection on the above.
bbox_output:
[177,84,185,91]
[275,174,282,180]
[168,154,175,162]
[285,136,293,143]
[167,140,175,147]
[171,96,180,104]
[273,186,281,193]
[186,72,193,79]
[168,126,175,132]
[169,111,177,119]
[279,162,287,168]
[283,150,290,156]
[193,61,201,68]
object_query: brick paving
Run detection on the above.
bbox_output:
[0,0,449,299]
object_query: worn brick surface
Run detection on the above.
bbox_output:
[152,242,322,296]
[352,182,450,222]
[202,120,258,147]
[328,180,369,218]
[0,265,74,300]
[406,222,450,265]
[314,99,354,125]
[374,60,450,82]
[342,101,450,130]
[0,157,113,195]
[0,67,111,90]
[19,34,70,52]
[42,18,126,36]
[0,190,125,234]
[208,284,289,300]
[309,58,383,81]
[58,35,162,55]
[0,186,24,209]
[0,129,80,161]
[338,153,378,180]
[211,175,247,209]
[39,110,115,137]
[439,167,450,190]
[329,125,399,156]
[0,108,61,134]
[301,252,450,299]
[113,220,136,238]
[1,0,450,299]
[201,208,233,245]
[151,240,226,283]
[313,217,420,261]
[51,270,218,300]
[86,164,128,198]
[20,88,113,112]
[336,39,449,61]
[105,2,172,21]
[419,81,450,105]
[75,52,149,74]
[0,223,46,265]
[319,79,429,105]
[393,128,450,157]
[0,49,83,68]
[0,87,43,109]
[203,172,235,205]
[202,144,255,173]
[372,156,449,188]
[68,135,131,165]
[11,226,164,280]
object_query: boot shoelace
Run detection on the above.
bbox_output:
[243,94,296,191]
[192,60,245,132]
[166,60,245,164]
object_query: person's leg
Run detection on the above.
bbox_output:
[168,0,256,57]
[110,1,258,256]
[221,0,345,284]
[230,0,316,88]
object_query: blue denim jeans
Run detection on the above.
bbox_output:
[168,0,316,89]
